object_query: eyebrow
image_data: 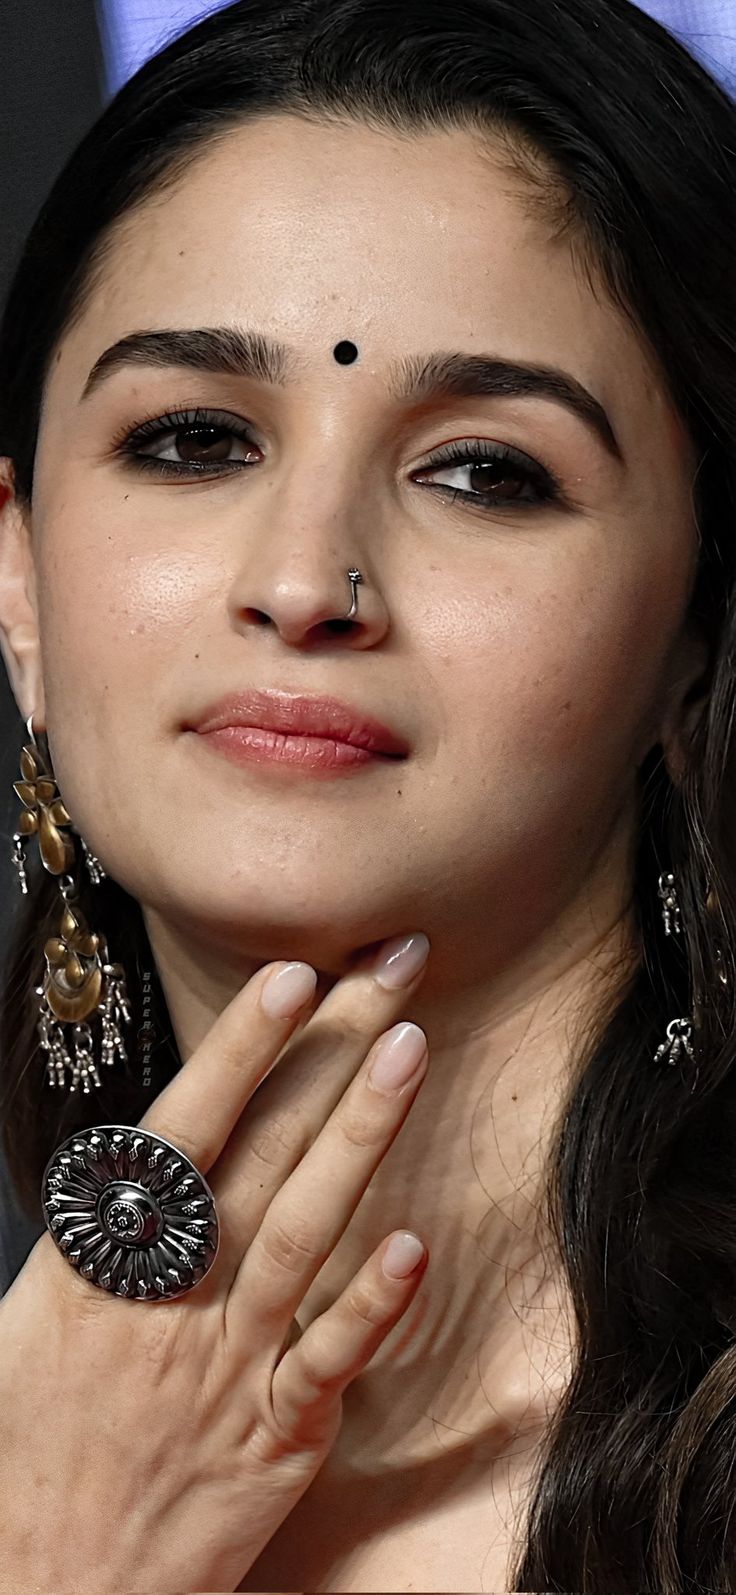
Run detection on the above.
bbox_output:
[80,326,623,462]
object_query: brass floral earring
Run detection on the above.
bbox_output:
[11,713,133,1094]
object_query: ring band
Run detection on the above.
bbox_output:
[41,1124,220,1301]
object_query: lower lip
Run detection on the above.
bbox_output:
[193,725,394,774]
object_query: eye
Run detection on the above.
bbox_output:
[412,439,562,511]
[111,411,563,509]
[112,407,261,475]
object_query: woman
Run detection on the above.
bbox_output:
[0,0,734,1589]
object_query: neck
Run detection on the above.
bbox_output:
[296,904,637,1473]
[146,885,639,1469]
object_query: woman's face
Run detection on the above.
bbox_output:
[1,116,706,994]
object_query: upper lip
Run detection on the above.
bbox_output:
[186,688,410,757]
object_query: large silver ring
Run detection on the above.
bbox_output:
[41,1124,220,1301]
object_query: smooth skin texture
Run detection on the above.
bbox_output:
[0,115,710,1587]
[0,950,434,1592]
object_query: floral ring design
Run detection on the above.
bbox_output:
[41,1124,220,1301]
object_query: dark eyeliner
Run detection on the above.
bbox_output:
[414,438,563,509]
[111,407,565,509]
[110,407,258,475]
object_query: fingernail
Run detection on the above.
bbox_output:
[382,1231,426,1279]
[367,1021,427,1094]
[261,962,318,1019]
[374,932,430,990]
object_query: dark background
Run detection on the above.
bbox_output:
[0,1,105,309]
[0,0,105,942]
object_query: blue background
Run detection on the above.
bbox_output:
[96,0,736,99]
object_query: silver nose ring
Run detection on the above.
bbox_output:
[345,567,363,619]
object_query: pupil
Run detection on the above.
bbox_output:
[470,461,523,497]
[179,425,230,462]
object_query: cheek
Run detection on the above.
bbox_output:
[440,553,673,788]
[37,506,212,685]
[34,514,206,828]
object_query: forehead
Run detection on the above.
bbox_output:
[44,110,692,500]
[63,115,653,388]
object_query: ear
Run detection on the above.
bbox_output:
[656,619,713,787]
[0,458,47,729]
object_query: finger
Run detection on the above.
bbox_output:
[246,1229,428,1459]
[226,1020,428,1337]
[137,959,319,1175]
[208,936,431,1257]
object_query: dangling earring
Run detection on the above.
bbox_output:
[10,713,133,1095]
[657,871,681,937]
[654,868,731,1078]
[655,869,698,1072]
[653,1016,698,1070]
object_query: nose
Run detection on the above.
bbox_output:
[232,555,388,649]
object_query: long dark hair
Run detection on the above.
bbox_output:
[1,1,736,1587]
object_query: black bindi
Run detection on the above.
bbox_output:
[332,339,359,364]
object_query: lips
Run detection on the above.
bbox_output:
[186,688,409,757]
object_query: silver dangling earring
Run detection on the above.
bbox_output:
[76,839,156,1091]
[654,869,697,1072]
[657,871,681,937]
[79,835,105,886]
[11,712,133,1094]
[653,1016,698,1070]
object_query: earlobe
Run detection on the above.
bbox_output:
[0,457,46,726]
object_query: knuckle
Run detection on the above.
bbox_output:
[311,1009,363,1050]
[344,1280,388,1329]
[336,1101,386,1150]
[246,1402,342,1466]
[244,1114,307,1172]
[244,1414,311,1465]
[259,1212,322,1275]
[295,1338,342,1395]
[215,1035,246,1074]
[335,1010,366,1045]
[214,1028,261,1080]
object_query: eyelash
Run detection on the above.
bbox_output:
[111,405,564,512]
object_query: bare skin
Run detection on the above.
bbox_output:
[0,941,441,1593]
[0,114,710,1588]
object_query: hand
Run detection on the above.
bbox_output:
[0,933,431,1594]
